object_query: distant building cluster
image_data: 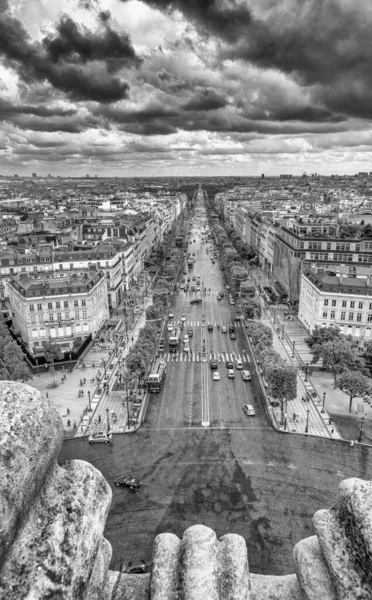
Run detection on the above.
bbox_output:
[0,176,187,357]
[217,173,372,349]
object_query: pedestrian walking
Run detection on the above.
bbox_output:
[46,392,49,399]
[83,378,86,384]
[67,419,71,427]
[293,413,296,421]
[67,408,70,415]
[331,427,334,435]
[80,379,83,387]
[98,415,101,423]
[131,336,134,344]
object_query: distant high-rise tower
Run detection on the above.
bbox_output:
[32,173,37,178]
[261,173,265,178]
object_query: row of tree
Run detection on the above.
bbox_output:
[247,321,298,425]
[305,324,372,412]
[0,317,31,381]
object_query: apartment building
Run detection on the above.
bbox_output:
[8,269,108,356]
[0,244,125,309]
[298,265,372,347]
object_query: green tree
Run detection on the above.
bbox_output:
[338,370,372,413]
[265,362,298,425]
[314,338,367,388]
[242,299,261,320]
[305,324,342,350]
[43,341,63,386]
[0,319,31,381]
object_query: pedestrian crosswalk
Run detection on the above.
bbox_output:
[160,352,250,363]
[179,290,220,296]
[169,320,245,328]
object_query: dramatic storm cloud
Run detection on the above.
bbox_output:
[0,0,371,175]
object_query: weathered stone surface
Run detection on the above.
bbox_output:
[149,525,249,600]
[293,535,337,600]
[0,382,63,565]
[150,532,181,599]
[0,381,113,599]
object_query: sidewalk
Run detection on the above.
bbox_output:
[31,294,153,438]
[249,261,372,442]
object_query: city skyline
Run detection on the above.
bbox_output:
[0,0,371,176]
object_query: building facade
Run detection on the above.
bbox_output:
[8,269,108,356]
[298,265,372,347]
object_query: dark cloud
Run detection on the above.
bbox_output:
[0,99,77,118]
[119,0,252,42]
[0,11,133,102]
[182,87,228,111]
[43,15,141,72]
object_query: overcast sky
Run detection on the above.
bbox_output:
[0,0,371,177]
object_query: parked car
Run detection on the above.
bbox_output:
[89,431,112,444]
[114,475,141,490]
[242,370,251,381]
[212,371,220,381]
[268,396,280,406]
[120,560,146,574]
[243,404,256,416]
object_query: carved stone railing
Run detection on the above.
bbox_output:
[0,381,371,599]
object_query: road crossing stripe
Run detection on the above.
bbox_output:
[163,353,250,363]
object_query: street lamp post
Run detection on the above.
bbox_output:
[106,408,110,433]
[321,391,326,413]
[304,363,309,382]
[305,408,310,433]
[292,340,296,358]
[103,359,107,377]
[282,323,285,340]
[358,416,365,443]
[88,390,91,411]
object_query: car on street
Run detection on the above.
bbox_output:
[184,343,190,353]
[190,298,202,304]
[243,404,256,416]
[212,260,215,264]
[168,312,174,319]
[227,368,235,378]
[230,332,236,340]
[114,475,141,489]
[187,328,193,337]
[180,283,185,289]
[229,299,235,305]
[159,338,165,352]
[217,295,221,301]
[225,285,231,290]
[219,291,224,298]
[210,359,218,370]
[167,323,173,332]
[242,370,251,381]
[120,559,147,574]
[181,314,186,322]
[208,323,213,331]
[268,395,280,406]
[221,325,227,333]
[236,358,243,369]
[226,360,234,369]
[192,276,196,281]
[88,431,112,444]
[212,371,220,381]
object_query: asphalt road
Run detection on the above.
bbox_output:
[59,201,372,576]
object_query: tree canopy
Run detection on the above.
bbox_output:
[0,318,31,381]
[338,370,372,413]
[313,338,367,387]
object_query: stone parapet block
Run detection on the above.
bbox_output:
[150,525,249,599]
[313,477,372,599]
[293,535,337,600]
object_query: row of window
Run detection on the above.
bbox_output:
[323,311,365,321]
[30,311,88,323]
[30,300,86,311]
[324,299,367,309]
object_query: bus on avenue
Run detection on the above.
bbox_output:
[147,359,167,393]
